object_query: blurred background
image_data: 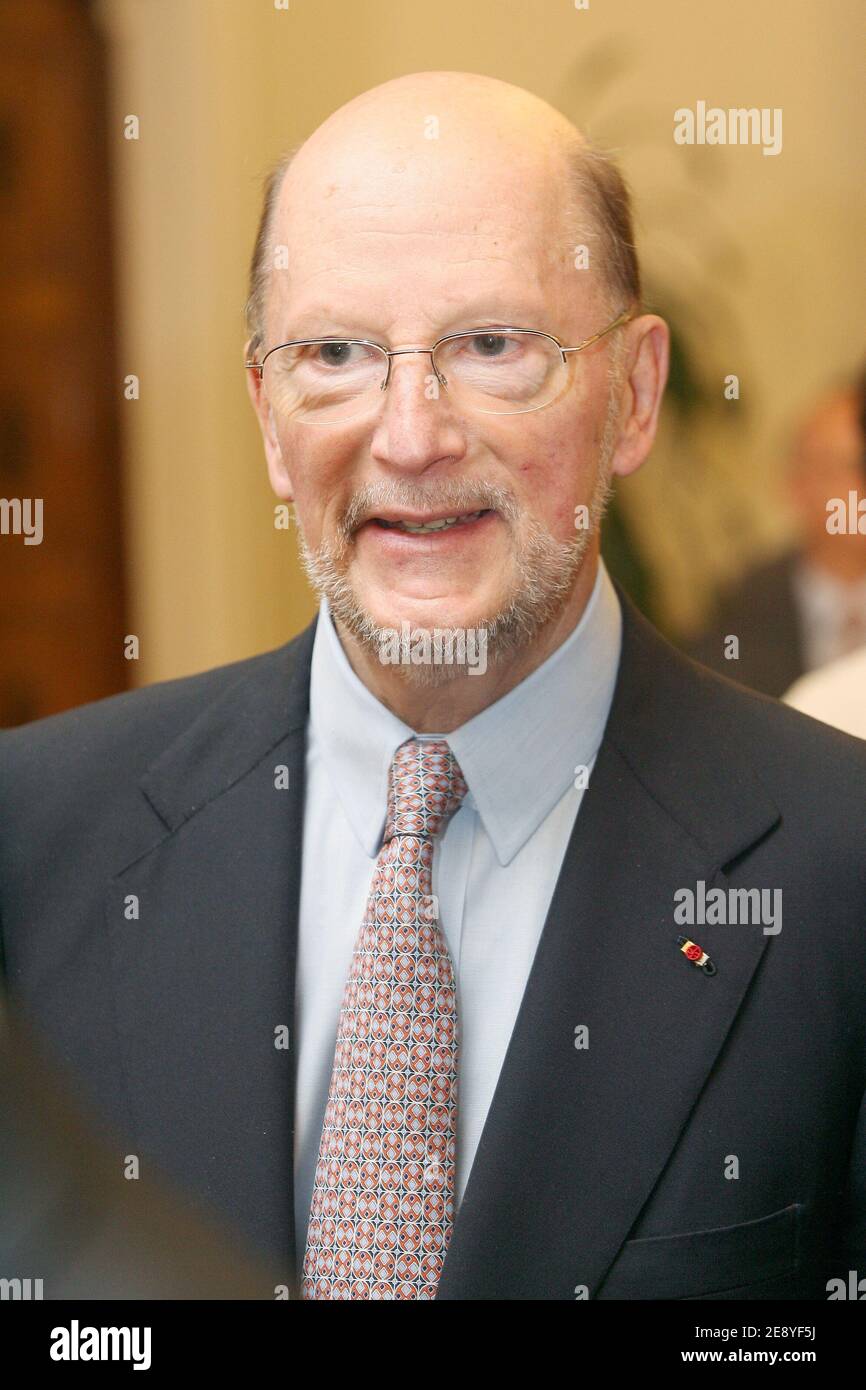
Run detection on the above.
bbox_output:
[1,0,864,722]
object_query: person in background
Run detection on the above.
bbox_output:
[688,371,866,697]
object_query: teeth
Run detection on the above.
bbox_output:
[402,516,457,532]
[379,510,485,534]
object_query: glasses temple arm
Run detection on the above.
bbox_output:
[561,308,635,355]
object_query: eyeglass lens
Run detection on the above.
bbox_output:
[262,331,574,422]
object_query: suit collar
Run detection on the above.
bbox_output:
[603,590,780,868]
[139,624,317,835]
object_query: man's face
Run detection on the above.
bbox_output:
[791,392,866,556]
[250,127,626,661]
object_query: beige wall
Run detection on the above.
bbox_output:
[98,0,866,681]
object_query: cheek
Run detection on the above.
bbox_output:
[276,427,354,527]
[507,415,600,533]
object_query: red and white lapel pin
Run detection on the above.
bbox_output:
[676,935,717,976]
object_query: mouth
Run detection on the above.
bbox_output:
[364,508,494,535]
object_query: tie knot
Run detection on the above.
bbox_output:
[384,737,468,843]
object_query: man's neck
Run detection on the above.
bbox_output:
[331,549,601,733]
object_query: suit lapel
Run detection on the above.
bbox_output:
[105,621,317,1278]
[436,596,781,1299]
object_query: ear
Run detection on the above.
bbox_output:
[608,314,670,480]
[244,340,294,501]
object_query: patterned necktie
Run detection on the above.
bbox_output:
[302,737,468,1300]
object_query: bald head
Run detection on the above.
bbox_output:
[297,70,581,174]
[245,71,640,354]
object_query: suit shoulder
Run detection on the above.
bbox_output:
[619,600,866,802]
[678,645,866,795]
[0,642,294,788]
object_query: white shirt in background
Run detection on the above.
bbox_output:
[784,644,866,739]
[792,563,866,671]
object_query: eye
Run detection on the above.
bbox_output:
[467,333,515,358]
[313,340,361,368]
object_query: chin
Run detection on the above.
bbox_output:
[303,514,589,676]
[359,587,499,637]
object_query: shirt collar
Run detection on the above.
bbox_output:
[308,560,622,866]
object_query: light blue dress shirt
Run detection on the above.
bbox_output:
[293,559,623,1265]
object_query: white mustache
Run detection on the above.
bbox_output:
[342,480,519,537]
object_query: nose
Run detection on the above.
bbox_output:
[368,349,468,475]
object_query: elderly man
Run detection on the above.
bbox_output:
[1,73,865,1302]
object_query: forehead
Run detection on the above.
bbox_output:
[268,136,591,334]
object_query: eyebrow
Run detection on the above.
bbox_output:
[281,305,551,341]
[285,317,374,339]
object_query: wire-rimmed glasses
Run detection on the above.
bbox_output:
[245,307,633,424]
